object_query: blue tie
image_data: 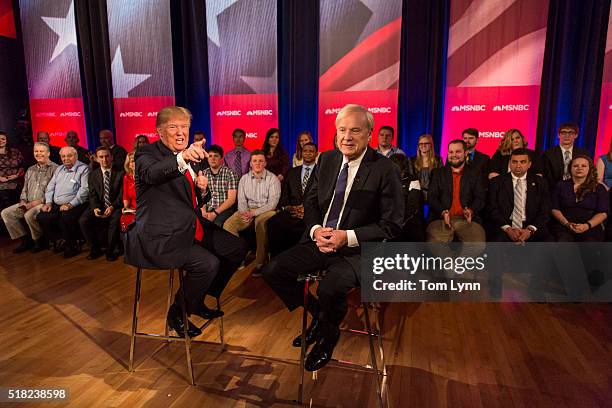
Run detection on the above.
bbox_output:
[325,163,349,229]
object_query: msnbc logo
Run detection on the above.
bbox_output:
[450,105,486,112]
[492,104,529,111]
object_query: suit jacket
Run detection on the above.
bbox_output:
[466,149,490,177]
[541,145,591,188]
[302,147,404,261]
[92,145,128,171]
[75,145,91,164]
[124,141,209,269]
[88,167,124,211]
[487,173,550,231]
[428,164,486,223]
[279,164,316,208]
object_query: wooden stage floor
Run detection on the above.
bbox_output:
[1,237,611,407]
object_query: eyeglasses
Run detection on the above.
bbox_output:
[418,142,431,146]
[559,130,577,135]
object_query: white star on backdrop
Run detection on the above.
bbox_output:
[206,0,239,47]
[42,0,77,63]
[111,46,151,98]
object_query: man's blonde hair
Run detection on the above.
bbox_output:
[156,106,192,129]
[335,104,374,131]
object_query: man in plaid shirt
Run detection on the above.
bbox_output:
[201,145,239,227]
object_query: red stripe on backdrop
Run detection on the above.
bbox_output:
[0,0,16,39]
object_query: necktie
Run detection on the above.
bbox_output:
[302,166,311,193]
[325,163,349,229]
[234,150,242,177]
[511,178,525,229]
[185,170,204,241]
[563,150,571,180]
[103,170,111,208]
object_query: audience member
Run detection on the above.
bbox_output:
[1,142,57,252]
[121,152,136,231]
[488,149,551,242]
[37,146,89,258]
[408,134,442,201]
[201,145,239,227]
[0,131,25,209]
[595,138,612,189]
[390,153,424,241]
[488,129,543,178]
[462,127,489,177]
[98,129,127,170]
[193,131,206,143]
[376,125,405,158]
[65,130,92,165]
[223,150,280,276]
[224,128,250,178]
[292,131,318,167]
[427,140,486,246]
[79,146,124,261]
[262,128,290,182]
[541,123,591,189]
[551,155,608,242]
[268,142,317,256]
[133,135,149,150]
[36,131,61,164]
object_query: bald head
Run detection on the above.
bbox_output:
[99,129,114,147]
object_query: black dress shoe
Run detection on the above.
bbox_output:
[192,304,224,320]
[63,243,80,258]
[13,237,34,253]
[87,248,104,260]
[292,317,320,347]
[105,252,119,262]
[167,304,202,338]
[305,324,340,372]
[53,239,65,254]
[30,239,48,253]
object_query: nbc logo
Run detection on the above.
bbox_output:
[246,132,257,138]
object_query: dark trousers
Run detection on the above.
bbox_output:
[174,221,248,312]
[267,211,306,257]
[36,203,87,243]
[79,209,122,253]
[263,241,359,326]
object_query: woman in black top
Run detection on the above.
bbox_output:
[408,134,442,202]
[488,128,542,179]
[262,128,290,182]
[551,155,609,241]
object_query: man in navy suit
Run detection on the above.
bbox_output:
[541,122,591,189]
[263,104,404,371]
[124,106,247,338]
[488,148,552,242]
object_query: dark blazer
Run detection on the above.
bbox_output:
[88,167,124,211]
[279,164,316,208]
[49,145,61,165]
[466,149,490,176]
[302,147,404,250]
[541,145,591,188]
[111,145,128,170]
[124,141,209,269]
[487,173,550,231]
[75,145,91,164]
[427,164,486,223]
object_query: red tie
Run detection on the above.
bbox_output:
[185,170,204,241]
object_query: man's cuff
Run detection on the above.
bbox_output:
[501,225,511,231]
[176,151,188,174]
[310,224,322,241]
[347,230,358,247]
[527,225,537,232]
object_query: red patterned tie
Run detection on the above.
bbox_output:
[185,170,204,241]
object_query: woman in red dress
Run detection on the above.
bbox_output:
[121,152,136,231]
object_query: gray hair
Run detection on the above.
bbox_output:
[335,104,374,131]
[33,142,50,152]
[59,146,77,155]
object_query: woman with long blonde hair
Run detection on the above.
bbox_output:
[408,134,441,201]
[595,138,612,189]
[488,128,542,179]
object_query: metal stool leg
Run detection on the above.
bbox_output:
[374,304,387,377]
[216,297,226,349]
[177,268,195,385]
[164,269,175,339]
[129,268,143,372]
[297,278,311,404]
[363,302,383,408]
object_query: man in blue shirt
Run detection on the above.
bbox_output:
[37,146,90,258]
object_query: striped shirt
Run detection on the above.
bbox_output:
[20,161,58,202]
[237,169,280,216]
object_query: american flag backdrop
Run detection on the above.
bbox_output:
[206,0,278,152]
[595,7,612,160]
[19,0,88,147]
[441,0,550,157]
[106,0,175,149]
[318,0,402,152]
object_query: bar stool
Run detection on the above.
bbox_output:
[296,272,387,407]
[128,267,225,385]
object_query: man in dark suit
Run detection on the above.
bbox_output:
[263,104,404,371]
[541,122,591,189]
[488,148,551,242]
[79,146,124,261]
[65,130,92,165]
[267,142,317,256]
[99,129,127,171]
[124,106,247,338]
[427,139,486,245]
[462,127,489,177]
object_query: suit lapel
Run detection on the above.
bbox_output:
[322,151,343,209]
[157,141,192,202]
